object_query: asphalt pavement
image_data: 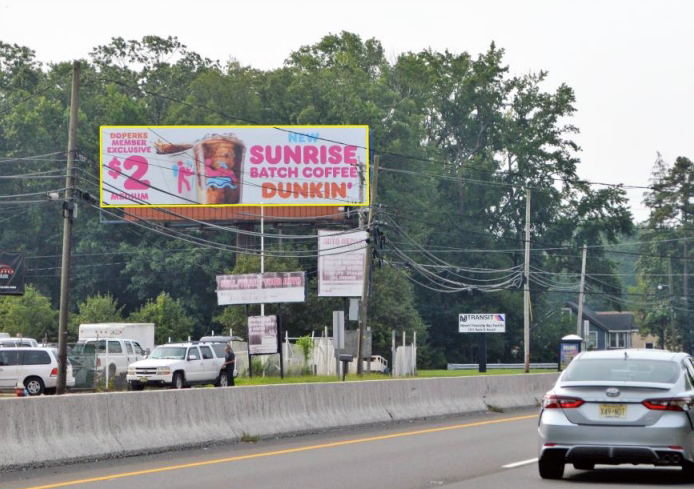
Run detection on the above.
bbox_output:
[2,408,690,489]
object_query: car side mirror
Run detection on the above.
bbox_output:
[188,354,198,361]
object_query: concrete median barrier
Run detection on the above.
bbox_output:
[0,373,557,471]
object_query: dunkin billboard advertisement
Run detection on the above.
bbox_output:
[100,126,369,207]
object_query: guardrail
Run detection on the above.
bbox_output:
[0,373,558,471]
[447,363,558,370]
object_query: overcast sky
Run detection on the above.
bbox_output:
[2,0,692,222]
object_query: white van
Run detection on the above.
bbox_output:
[71,338,146,377]
[0,347,75,395]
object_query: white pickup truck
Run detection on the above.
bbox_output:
[126,342,229,390]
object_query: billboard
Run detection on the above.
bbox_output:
[458,314,506,333]
[0,252,25,296]
[248,315,278,355]
[100,126,369,207]
[216,272,305,305]
[317,230,367,297]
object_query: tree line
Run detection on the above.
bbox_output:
[0,32,688,365]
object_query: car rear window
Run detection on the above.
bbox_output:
[210,344,226,358]
[564,358,680,384]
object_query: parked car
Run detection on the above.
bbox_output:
[126,342,228,390]
[0,347,75,395]
[538,349,694,480]
[1,338,39,347]
[70,338,146,378]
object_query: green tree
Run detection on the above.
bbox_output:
[0,285,57,339]
[68,293,125,338]
[637,155,694,351]
[129,292,195,344]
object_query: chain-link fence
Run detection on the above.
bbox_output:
[68,343,129,391]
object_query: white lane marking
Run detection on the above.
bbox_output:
[502,458,538,469]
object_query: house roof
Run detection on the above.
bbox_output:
[563,301,637,332]
[594,311,636,331]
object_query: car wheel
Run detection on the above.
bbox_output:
[573,462,595,471]
[218,372,228,387]
[24,377,45,396]
[538,453,565,480]
[171,372,184,389]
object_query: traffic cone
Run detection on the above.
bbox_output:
[15,381,25,397]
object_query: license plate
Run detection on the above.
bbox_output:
[600,404,626,419]
[139,377,148,383]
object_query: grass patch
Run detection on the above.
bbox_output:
[235,373,388,386]
[416,369,552,377]
[231,369,552,386]
[240,432,260,443]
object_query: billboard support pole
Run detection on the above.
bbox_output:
[57,61,80,395]
[260,203,265,317]
[358,155,379,375]
[278,303,284,379]
[245,304,252,378]
[478,333,487,373]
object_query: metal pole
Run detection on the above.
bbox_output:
[358,155,379,374]
[260,203,265,317]
[412,331,417,376]
[278,305,284,379]
[479,333,487,373]
[391,330,396,377]
[56,61,80,395]
[245,304,252,378]
[523,188,531,374]
[576,243,587,337]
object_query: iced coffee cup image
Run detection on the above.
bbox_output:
[194,134,245,204]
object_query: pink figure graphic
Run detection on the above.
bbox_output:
[176,161,194,194]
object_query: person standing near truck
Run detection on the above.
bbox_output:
[223,344,236,386]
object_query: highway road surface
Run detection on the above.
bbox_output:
[2,408,689,489]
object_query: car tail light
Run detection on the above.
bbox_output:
[96,357,101,368]
[642,398,693,412]
[50,368,58,377]
[542,394,584,409]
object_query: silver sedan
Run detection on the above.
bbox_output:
[538,348,694,479]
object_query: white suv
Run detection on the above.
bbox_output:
[0,347,75,395]
[126,342,227,390]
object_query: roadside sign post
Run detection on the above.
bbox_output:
[458,314,506,373]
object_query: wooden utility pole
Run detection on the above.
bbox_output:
[56,61,80,395]
[576,244,587,337]
[357,155,379,374]
[667,256,675,349]
[684,240,690,353]
[523,188,531,373]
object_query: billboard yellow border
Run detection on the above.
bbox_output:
[99,125,370,208]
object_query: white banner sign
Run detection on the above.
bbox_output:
[216,272,305,305]
[458,314,506,333]
[318,230,367,297]
[100,126,369,207]
[248,315,278,355]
